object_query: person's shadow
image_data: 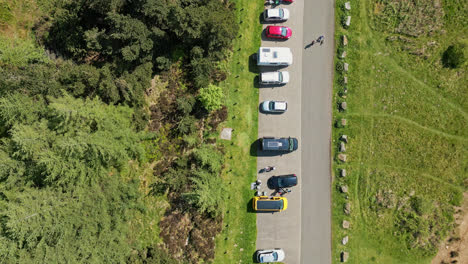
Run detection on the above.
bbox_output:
[305,42,315,49]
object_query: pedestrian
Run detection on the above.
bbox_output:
[317,35,324,45]
[310,40,316,46]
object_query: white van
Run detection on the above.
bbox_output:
[257,47,293,66]
[259,71,290,85]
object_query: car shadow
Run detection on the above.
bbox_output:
[250,139,287,157]
[252,252,258,263]
[257,82,286,89]
[249,53,259,74]
[247,198,255,213]
[253,75,261,88]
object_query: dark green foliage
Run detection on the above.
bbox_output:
[183,169,225,217]
[192,145,224,173]
[45,0,238,85]
[442,43,466,68]
[0,93,143,188]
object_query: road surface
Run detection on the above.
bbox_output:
[256,0,334,263]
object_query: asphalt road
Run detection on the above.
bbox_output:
[256,0,333,263]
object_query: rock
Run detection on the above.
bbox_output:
[340,185,348,193]
[342,220,350,229]
[341,135,348,143]
[343,35,348,46]
[340,169,347,177]
[343,76,348,84]
[344,203,351,215]
[344,63,349,72]
[341,51,347,58]
[220,128,233,140]
[342,236,349,245]
[338,154,347,162]
[340,142,346,152]
[345,16,351,27]
[409,190,415,196]
[341,118,347,126]
[345,2,351,10]
[341,251,349,262]
[340,101,347,110]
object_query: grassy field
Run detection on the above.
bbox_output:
[331,0,467,263]
[213,0,263,263]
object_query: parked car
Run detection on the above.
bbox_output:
[265,25,292,39]
[259,71,289,85]
[260,137,298,152]
[255,248,285,263]
[257,47,293,66]
[261,100,287,113]
[263,8,290,22]
[252,196,288,212]
[268,174,298,189]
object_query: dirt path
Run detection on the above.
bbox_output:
[431,192,468,264]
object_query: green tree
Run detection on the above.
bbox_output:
[197,84,224,112]
[183,169,225,217]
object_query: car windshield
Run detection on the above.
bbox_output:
[288,138,293,151]
[279,9,284,18]
[281,27,288,36]
[278,72,283,82]
[269,101,275,109]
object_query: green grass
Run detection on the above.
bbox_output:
[331,0,468,263]
[213,0,263,263]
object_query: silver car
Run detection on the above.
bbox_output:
[256,248,285,263]
[261,100,288,113]
[263,8,290,22]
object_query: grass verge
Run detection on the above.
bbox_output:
[213,0,263,263]
[331,0,468,263]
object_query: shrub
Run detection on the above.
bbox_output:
[197,84,224,112]
[442,43,466,68]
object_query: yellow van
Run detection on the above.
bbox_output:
[253,196,288,212]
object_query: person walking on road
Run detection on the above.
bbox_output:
[317,35,324,45]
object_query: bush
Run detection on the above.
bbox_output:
[442,43,466,68]
[197,84,224,112]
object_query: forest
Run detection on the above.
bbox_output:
[0,0,238,263]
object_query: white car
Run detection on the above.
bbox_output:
[259,71,289,85]
[263,8,290,22]
[256,248,285,263]
[261,101,288,113]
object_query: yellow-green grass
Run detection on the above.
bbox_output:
[213,0,263,263]
[331,0,467,263]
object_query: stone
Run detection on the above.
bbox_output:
[343,35,348,46]
[345,2,351,10]
[340,142,346,152]
[343,76,348,84]
[341,251,349,262]
[342,236,349,245]
[342,220,350,229]
[344,203,351,215]
[341,135,348,143]
[345,16,351,27]
[341,51,347,58]
[340,101,347,110]
[340,185,348,193]
[340,169,347,177]
[344,63,349,72]
[338,154,347,162]
[341,118,347,126]
[220,128,233,140]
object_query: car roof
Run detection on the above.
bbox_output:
[266,8,282,17]
[267,26,284,35]
[256,199,284,210]
[273,101,287,110]
[261,71,280,81]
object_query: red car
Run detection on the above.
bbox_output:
[265,26,292,40]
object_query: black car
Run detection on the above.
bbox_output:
[261,137,298,152]
[268,174,298,189]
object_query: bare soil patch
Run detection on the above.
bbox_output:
[432,193,468,264]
